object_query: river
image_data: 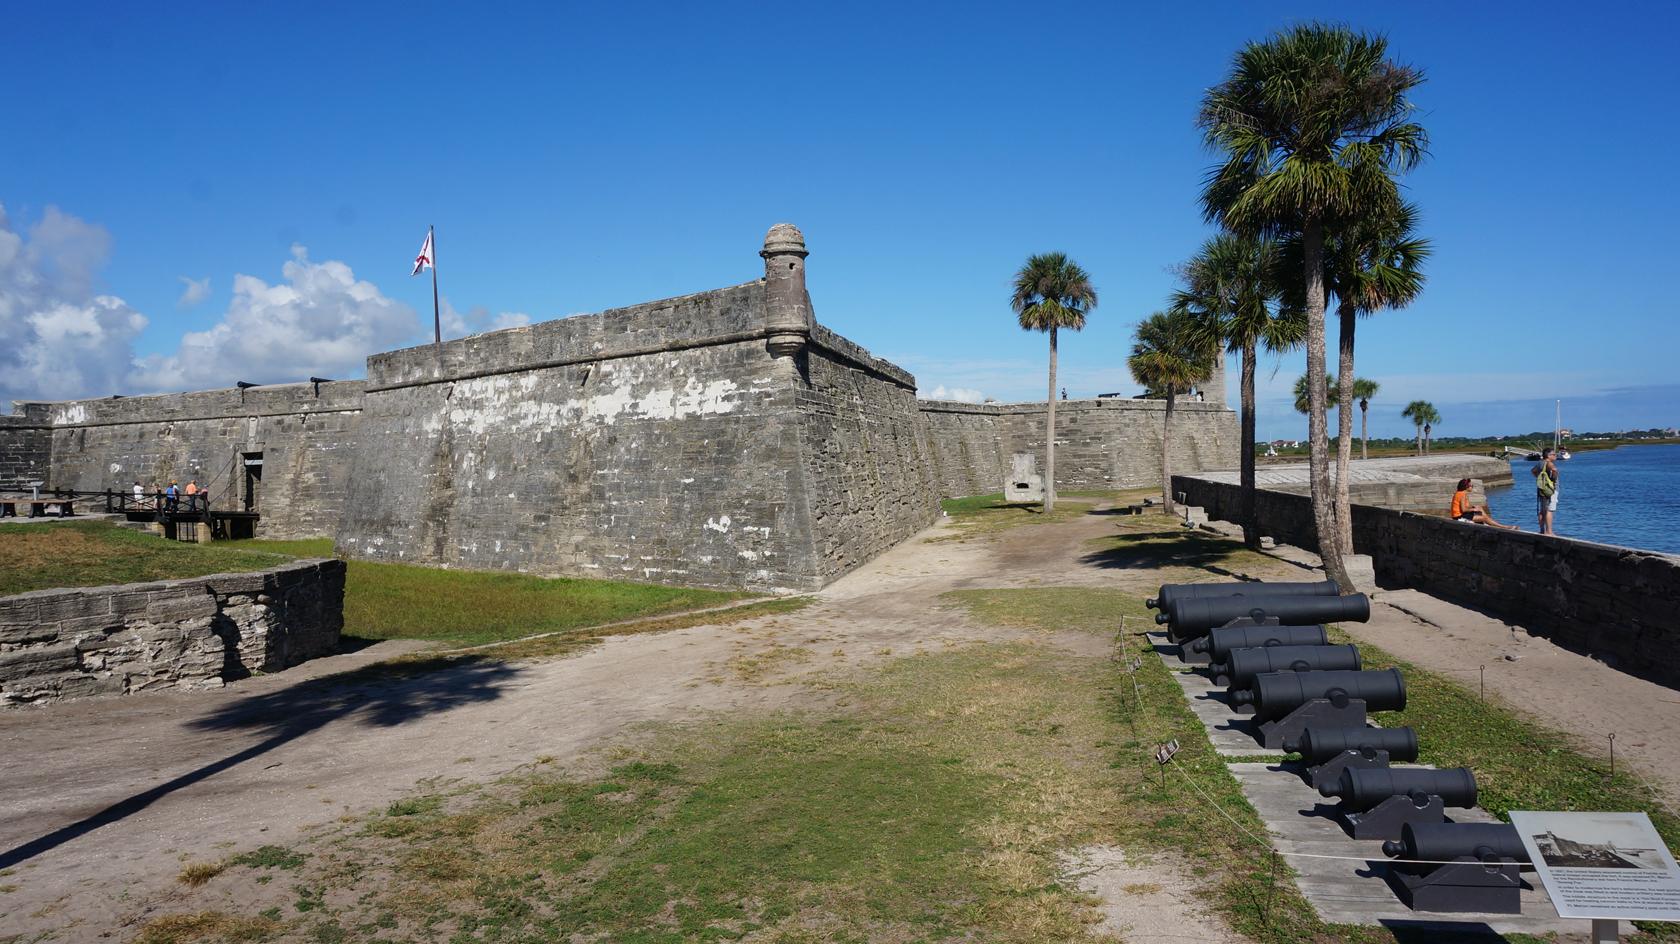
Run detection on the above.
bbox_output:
[1483,443,1680,555]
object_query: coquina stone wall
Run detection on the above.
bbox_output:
[0,408,51,490]
[917,397,1239,499]
[0,559,345,705]
[1173,474,1680,687]
[20,383,366,539]
[336,224,937,591]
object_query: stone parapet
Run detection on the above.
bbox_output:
[0,559,345,705]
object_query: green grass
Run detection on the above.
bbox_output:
[0,520,297,595]
[140,598,1143,943]
[225,536,755,647]
[934,488,1148,542]
[2,523,758,648]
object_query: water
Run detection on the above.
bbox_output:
[1483,444,1680,556]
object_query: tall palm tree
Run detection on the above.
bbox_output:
[1353,378,1380,461]
[1401,400,1439,455]
[1012,252,1098,513]
[1424,410,1440,454]
[1129,310,1217,516]
[1174,233,1303,547]
[1326,204,1430,551]
[1198,23,1427,589]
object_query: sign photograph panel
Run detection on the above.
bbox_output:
[1509,811,1680,921]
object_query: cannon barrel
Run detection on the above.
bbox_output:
[1212,644,1362,690]
[1381,823,1528,862]
[1318,767,1477,812]
[1228,668,1406,721]
[1147,579,1339,611]
[1281,726,1419,764]
[1191,624,1329,659]
[1156,594,1371,638]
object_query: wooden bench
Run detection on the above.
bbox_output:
[0,497,77,518]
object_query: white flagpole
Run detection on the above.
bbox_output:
[430,225,441,347]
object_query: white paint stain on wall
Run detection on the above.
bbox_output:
[424,369,750,438]
[55,405,88,425]
[705,515,732,533]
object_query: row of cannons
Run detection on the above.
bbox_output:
[1150,580,1533,915]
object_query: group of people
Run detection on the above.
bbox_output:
[1448,447,1561,535]
[131,478,208,513]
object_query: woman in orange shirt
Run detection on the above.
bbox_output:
[1449,478,1517,530]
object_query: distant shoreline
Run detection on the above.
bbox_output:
[1260,438,1680,464]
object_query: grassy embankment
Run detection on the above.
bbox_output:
[0,521,772,650]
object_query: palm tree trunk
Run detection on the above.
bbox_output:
[1334,300,1357,556]
[1240,341,1258,548]
[1360,402,1369,462]
[1303,220,1354,591]
[1044,325,1057,513]
[1415,427,1423,455]
[1162,385,1176,516]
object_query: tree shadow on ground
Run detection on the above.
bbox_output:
[0,654,520,870]
[1079,529,1256,571]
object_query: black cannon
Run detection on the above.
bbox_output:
[1381,822,1528,914]
[1147,579,1338,611]
[1282,724,1416,789]
[1156,593,1371,641]
[1283,726,1419,765]
[1381,823,1526,863]
[1189,624,1329,661]
[1211,644,1362,689]
[1319,766,1478,839]
[1228,667,1405,747]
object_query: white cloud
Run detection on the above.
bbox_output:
[132,245,420,392]
[176,275,210,308]
[0,204,148,403]
[925,384,986,403]
[438,298,533,339]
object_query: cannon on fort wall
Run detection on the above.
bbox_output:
[1229,668,1405,748]
[1319,767,1478,839]
[1190,624,1329,661]
[1382,822,1528,914]
[1147,579,1339,611]
[1157,593,1371,642]
[1282,725,1419,789]
[1210,643,1362,689]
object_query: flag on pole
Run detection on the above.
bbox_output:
[412,229,435,276]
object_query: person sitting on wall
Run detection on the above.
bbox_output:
[1449,478,1517,530]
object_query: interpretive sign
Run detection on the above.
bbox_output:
[1509,811,1680,921]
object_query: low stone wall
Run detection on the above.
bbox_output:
[1173,475,1680,687]
[0,559,345,705]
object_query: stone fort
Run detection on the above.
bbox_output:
[0,225,1238,590]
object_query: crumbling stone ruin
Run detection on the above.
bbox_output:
[1,225,1238,590]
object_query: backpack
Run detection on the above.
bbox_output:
[1536,467,1556,498]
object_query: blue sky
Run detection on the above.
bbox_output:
[4,1,1676,439]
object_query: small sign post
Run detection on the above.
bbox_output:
[1510,810,1680,942]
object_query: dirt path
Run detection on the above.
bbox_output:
[0,503,1235,942]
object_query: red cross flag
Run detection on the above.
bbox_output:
[412,229,435,276]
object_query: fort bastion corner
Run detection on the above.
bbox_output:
[1,224,1238,591]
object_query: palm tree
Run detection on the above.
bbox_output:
[1198,23,1426,589]
[1326,204,1430,551]
[1174,233,1303,547]
[1401,400,1439,455]
[1293,372,1339,416]
[1129,310,1217,515]
[1353,378,1380,461]
[1012,252,1098,513]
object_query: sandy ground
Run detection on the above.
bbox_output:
[3,502,1677,942]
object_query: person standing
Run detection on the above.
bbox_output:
[1532,447,1560,535]
[165,480,179,512]
[131,480,143,507]
[184,479,200,511]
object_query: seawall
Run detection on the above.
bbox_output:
[1174,474,1680,687]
